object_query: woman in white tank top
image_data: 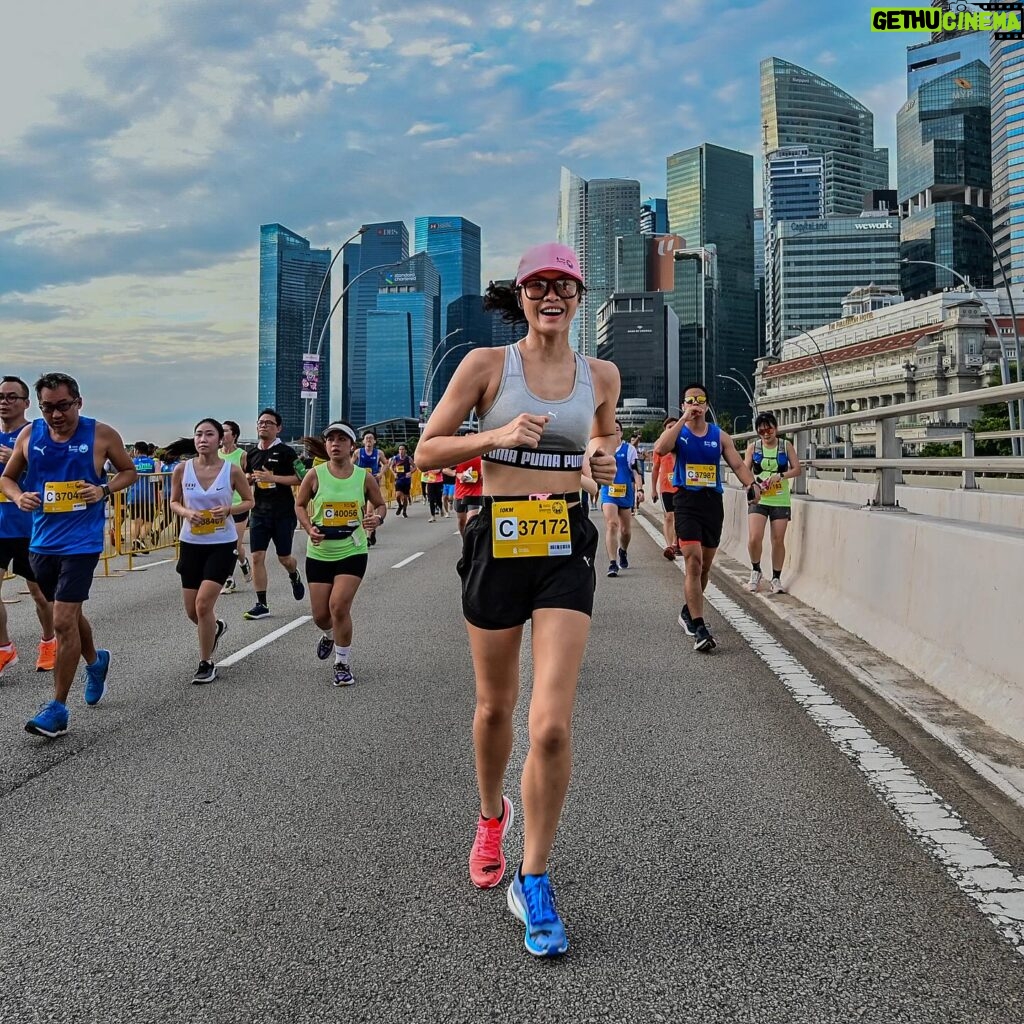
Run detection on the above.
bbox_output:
[170,418,253,684]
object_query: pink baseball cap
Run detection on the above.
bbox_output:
[515,243,584,287]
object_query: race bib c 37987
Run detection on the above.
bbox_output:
[684,464,717,488]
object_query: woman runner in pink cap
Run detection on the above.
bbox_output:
[416,242,620,957]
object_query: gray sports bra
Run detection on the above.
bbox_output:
[479,343,597,471]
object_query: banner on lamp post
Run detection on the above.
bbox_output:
[301,353,319,399]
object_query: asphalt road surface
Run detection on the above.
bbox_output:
[1,506,1022,1023]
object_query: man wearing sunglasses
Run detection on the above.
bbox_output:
[0,376,56,679]
[654,383,761,652]
[0,372,137,738]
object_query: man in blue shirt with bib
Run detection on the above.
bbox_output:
[1,372,137,738]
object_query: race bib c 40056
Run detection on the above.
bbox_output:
[491,499,571,558]
[684,464,717,488]
[43,480,86,513]
[321,500,360,526]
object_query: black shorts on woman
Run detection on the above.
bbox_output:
[458,494,598,630]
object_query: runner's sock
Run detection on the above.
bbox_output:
[752,561,761,572]
[334,645,351,664]
[257,591,268,605]
[0,643,12,651]
[692,617,705,629]
[288,570,300,583]
[772,570,782,580]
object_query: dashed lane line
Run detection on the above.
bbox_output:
[216,615,312,668]
[635,513,1024,958]
[391,552,424,569]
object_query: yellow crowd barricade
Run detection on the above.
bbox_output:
[110,472,179,571]
[1,567,22,603]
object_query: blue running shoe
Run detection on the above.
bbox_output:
[618,547,629,569]
[507,870,568,957]
[25,700,69,738]
[316,633,333,660]
[84,649,110,707]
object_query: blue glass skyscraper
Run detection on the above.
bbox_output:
[258,223,332,437]
[363,253,440,424]
[413,217,481,343]
[342,221,409,425]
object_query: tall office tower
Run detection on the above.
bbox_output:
[433,294,493,405]
[772,214,901,340]
[364,253,440,425]
[761,57,889,217]
[557,167,587,353]
[615,233,649,291]
[666,144,755,422]
[258,224,332,437]
[640,197,668,235]
[596,292,680,414]
[898,59,993,299]
[557,167,641,355]
[754,208,766,359]
[413,217,481,343]
[762,147,825,348]
[342,221,409,424]
[991,37,1024,287]
[907,31,989,96]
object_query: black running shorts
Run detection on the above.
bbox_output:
[232,511,249,525]
[660,492,675,514]
[0,536,35,582]
[455,496,483,514]
[29,551,100,604]
[176,541,238,591]
[249,513,296,556]
[305,553,368,584]
[673,489,725,549]
[458,502,598,630]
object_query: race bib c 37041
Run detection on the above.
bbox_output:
[43,480,87,513]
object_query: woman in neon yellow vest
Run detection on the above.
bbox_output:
[743,411,801,594]
[295,422,387,687]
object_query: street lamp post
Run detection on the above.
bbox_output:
[420,338,476,425]
[716,372,756,428]
[962,215,1024,456]
[303,260,401,435]
[419,328,462,414]
[901,256,1019,454]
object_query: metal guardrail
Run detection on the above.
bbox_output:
[735,380,1024,505]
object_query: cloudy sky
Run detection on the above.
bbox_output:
[0,0,910,439]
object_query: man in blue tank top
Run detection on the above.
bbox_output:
[356,431,385,545]
[653,382,761,653]
[0,375,56,677]
[0,372,137,739]
[599,420,642,576]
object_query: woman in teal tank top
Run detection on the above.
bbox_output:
[743,411,801,595]
[295,421,387,687]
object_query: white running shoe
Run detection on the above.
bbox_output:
[747,570,762,593]
[771,577,786,595]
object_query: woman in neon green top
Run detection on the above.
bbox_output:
[295,422,386,687]
[743,411,801,595]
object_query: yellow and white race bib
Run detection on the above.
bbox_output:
[684,464,717,488]
[321,500,360,527]
[760,477,783,498]
[257,480,275,490]
[0,491,8,503]
[491,499,571,559]
[607,483,628,498]
[191,511,227,536]
[43,480,87,513]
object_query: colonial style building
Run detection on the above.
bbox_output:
[754,287,1022,441]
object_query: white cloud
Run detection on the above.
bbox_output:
[294,41,369,85]
[398,38,474,66]
[405,122,445,136]
[350,18,394,49]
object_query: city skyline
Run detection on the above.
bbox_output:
[1,1,913,436]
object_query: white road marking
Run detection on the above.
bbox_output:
[216,615,311,667]
[128,558,175,571]
[636,513,1024,957]
[391,552,423,569]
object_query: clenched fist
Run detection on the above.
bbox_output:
[494,413,549,450]
[589,447,616,485]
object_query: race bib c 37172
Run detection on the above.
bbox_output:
[491,499,571,558]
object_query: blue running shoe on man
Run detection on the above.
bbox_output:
[25,700,69,738]
[84,649,111,707]
[507,869,568,957]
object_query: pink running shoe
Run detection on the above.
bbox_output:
[469,796,514,889]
